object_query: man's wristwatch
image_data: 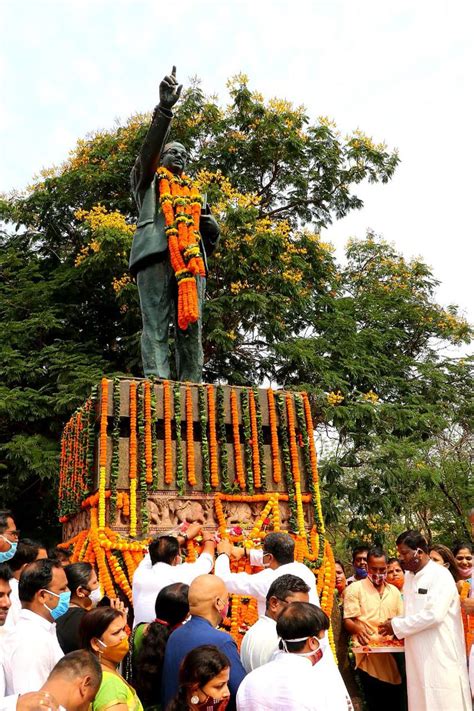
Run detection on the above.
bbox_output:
[180,531,188,541]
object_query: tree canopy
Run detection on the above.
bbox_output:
[0,74,472,547]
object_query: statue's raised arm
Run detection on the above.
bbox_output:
[131,66,183,199]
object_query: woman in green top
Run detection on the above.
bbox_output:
[132,582,189,711]
[81,606,143,711]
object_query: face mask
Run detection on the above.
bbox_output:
[89,587,102,606]
[457,566,473,580]
[368,572,387,586]
[0,537,17,563]
[354,566,368,578]
[218,599,229,620]
[97,636,129,664]
[43,590,71,621]
[335,579,346,594]
[281,635,325,665]
[190,693,230,711]
[262,553,272,569]
[388,576,404,590]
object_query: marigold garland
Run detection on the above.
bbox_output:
[185,384,196,486]
[144,380,153,485]
[98,378,109,528]
[163,380,173,485]
[267,388,281,483]
[207,385,219,488]
[129,382,137,481]
[157,167,205,330]
[230,389,246,490]
[110,378,121,518]
[248,390,261,488]
[460,581,474,654]
[285,394,306,537]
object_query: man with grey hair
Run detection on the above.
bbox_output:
[129,66,220,382]
[216,532,319,616]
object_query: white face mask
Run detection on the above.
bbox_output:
[89,587,102,606]
[280,634,326,658]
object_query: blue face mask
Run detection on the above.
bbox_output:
[43,590,71,621]
[0,536,17,563]
[354,566,368,579]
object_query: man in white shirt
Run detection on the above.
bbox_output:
[379,530,471,711]
[132,523,216,625]
[237,601,352,711]
[2,559,68,695]
[4,539,48,630]
[240,573,310,672]
[0,563,13,699]
[215,532,319,616]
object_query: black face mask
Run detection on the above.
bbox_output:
[190,694,230,711]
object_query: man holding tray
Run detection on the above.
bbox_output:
[344,546,404,711]
[380,530,471,711]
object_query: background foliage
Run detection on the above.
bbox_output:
[0,75,472,549]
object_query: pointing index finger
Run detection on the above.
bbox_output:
[171,65,177,78]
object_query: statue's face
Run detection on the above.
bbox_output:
[161,142,188,175]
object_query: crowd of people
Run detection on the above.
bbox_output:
[0,507,473,711]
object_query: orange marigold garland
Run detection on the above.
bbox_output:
[157,167,205,331]
[230,388,246,490]
[207,385,219,488]
[98,378,109,529]
[163,380,173,485]
[129,382,138,536]
[144,380,153,485]
[267,388,281,483]
[248,389,261,488]
[185,383,196,486]
[460,581,474,654]
[285,394,306,537]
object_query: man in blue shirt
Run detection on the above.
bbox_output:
[161,574,246,710]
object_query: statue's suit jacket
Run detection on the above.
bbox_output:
[129,105,219,277]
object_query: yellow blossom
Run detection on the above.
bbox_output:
[327,390,344,405]
[362,390,379,404]
[112,274,131,294]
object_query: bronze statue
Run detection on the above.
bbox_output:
[130,67,220,382]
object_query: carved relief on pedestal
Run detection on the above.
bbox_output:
[141,493,313,535]
[63,510,90,541]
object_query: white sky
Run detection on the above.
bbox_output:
[1,0,473,328]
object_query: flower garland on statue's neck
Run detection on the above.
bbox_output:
[157,166,205,331]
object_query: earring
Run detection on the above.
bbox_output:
[190,695,200,705]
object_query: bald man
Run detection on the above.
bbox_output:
[161,575,246,710]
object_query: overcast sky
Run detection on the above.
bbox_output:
[1,0,472,330]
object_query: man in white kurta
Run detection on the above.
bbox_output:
[240,573,310,672]
[132,528,215,625]
[2,560,66,695]
[215,533,319,616]
[380,530,471,711]
[237,601,352,711]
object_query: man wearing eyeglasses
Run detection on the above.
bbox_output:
[240,574,310,673]
[215,532,319,616]
[0,511,19,564]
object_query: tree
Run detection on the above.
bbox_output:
[0,75,471,544]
